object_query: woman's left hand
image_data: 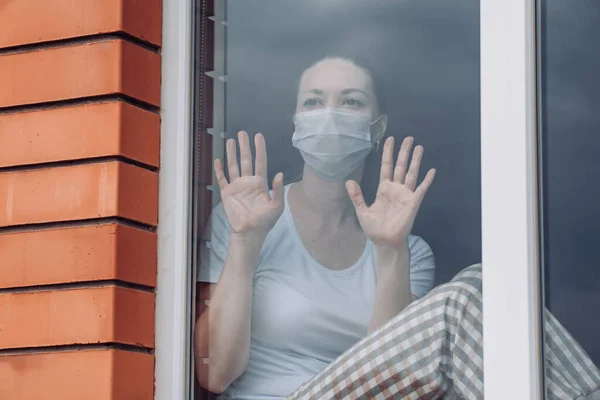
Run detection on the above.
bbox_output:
[346,136,436,251]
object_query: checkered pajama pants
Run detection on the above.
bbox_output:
[286,264,600,400]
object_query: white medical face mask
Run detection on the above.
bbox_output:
[292,108,377,181]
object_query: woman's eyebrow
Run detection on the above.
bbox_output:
[300,88,368,97]
[301,89,324,96]
[340,88,368,96]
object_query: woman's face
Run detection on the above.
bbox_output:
[296,59,378,117]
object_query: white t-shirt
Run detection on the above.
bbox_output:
[198,184,435,400]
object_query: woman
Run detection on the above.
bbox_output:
[196,55,436,397]
[195,57,600,399]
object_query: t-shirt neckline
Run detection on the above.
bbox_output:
[283,182,372,277]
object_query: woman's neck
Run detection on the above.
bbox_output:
[291,165,363,226]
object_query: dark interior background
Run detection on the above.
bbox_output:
[225,0,482,286]
[539,0,600,366]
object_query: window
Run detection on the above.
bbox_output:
[157,1,600,399]
[481,1,600,398]
[538,0,600,396]
[191,0,481,398]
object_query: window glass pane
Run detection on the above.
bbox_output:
[192,1,481,398]
[537,0,600,396]
[225,0,481,283]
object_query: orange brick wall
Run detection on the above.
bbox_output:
[0,1,162,399]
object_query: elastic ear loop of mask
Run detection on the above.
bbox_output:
[370,114,383,151]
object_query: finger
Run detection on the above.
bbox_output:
[405,145,424,191]
[379,137,395,182]
[254,133,267,178]
[346,180,368,214]
[271,172,285,209]
[226,138,240,181]
[238,131,253,176]
[414,168,436,205]
[213,158,228,190]
[394,136,414,184]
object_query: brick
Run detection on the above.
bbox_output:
[0,40,161,108]
[0,223,156,289]
[0,349,153,400]
[117,162,159,226]
[0,102,160,168]
[112,349,155,400]
[0,0,162,48]
[0,161,158,227]
[0,286,154,349]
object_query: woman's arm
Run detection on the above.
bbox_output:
[368,244,413,333]
[369,237,434,332]
[194,235,262,394]
[346,136,436,333]
[194,132,284,394]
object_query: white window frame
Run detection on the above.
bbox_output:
[155,1,547,399]
[481,0,544,399]
[156,0,194,399]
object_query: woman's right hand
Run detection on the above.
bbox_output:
[215,131,284,246]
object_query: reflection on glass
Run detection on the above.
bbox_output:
[193,1,483,398]
[538,0,600,398]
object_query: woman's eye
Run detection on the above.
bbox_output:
[342,98,364,107]
[303,98,322,107]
